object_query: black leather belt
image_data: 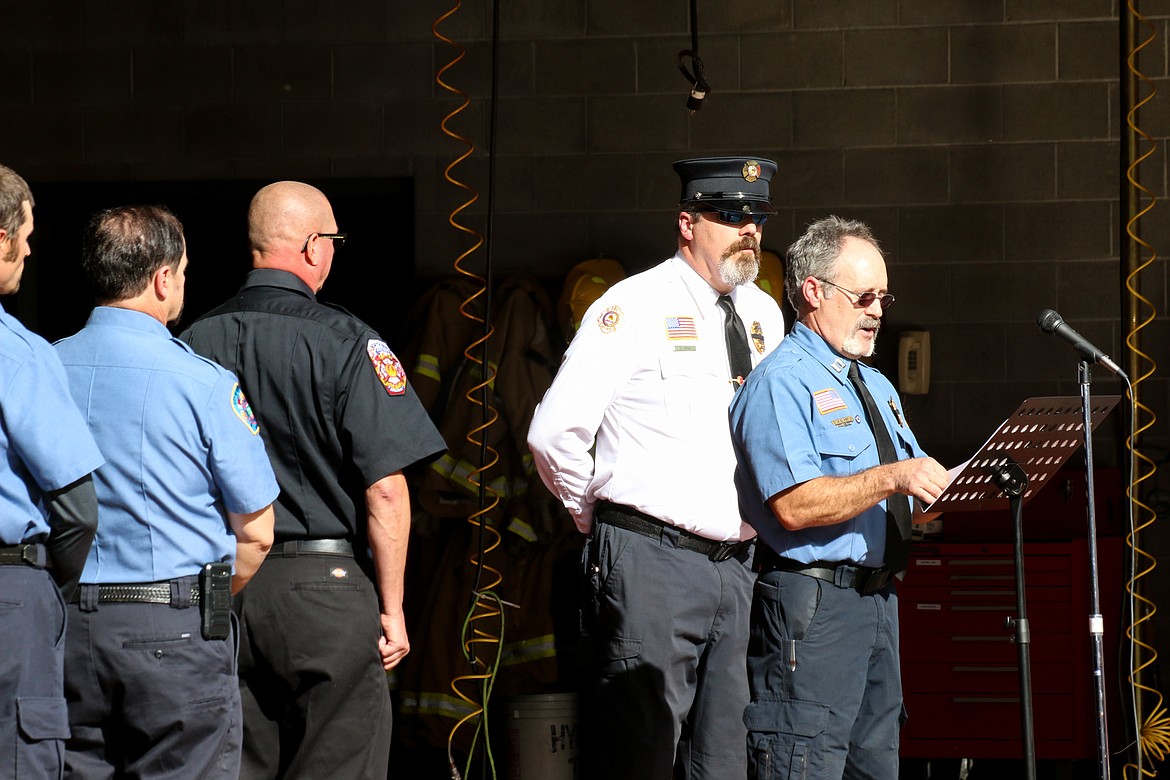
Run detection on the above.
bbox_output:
[754,543,894,595]
[277,539,353,557]
[594,501,751,563]
[70,581,201,605]
[0,543,47,568]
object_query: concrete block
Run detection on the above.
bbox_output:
[1003,83,1111,141]
[0,106,85,164]
[794,0,898,30]
[237,44,333,101]
[586,0,687,37]
[794,89,895,148]
[843,147,949,204]
[284,0,386,45]
[33,48,132,104]
[951,143,1056,203]
[83,106,185,162]
[496,97,587,155]
[1004,202,1112,260]
[1056,259,1123,321]
[135,46,233,104]
[741,31,844,90]
[536,40,636,96]
[898,204,1005,265]
[845,28,948,86]
[899,0,1005,25]
[82,0,183,46]
[951,24,1056,85]
[0,52,32,105]
[12,1,82,46]
[1005,0,1116,22]
[535,154,640,212]
[501,0,587,39]
[335,43,436,102]
[1060,21,1125,81]
[949,261,1054,321]
[183,0,282,45]
[688,92,794,152]
[1057,140,1119,200]
[898,86,1002,145]
[184,103,285,160]
[588,95,689,153]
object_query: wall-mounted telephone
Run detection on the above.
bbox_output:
[898,330,930,395]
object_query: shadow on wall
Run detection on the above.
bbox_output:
[10,177,413,343]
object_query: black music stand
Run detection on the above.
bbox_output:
[924,395,1121,780]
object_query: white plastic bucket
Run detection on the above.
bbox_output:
[505,692,578,780]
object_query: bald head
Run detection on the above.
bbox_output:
[248,181,338,290]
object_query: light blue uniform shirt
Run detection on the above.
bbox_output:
[730,321,927,567]
[0,302,104,544]
[55,307,279,583]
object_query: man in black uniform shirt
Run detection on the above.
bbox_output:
[181,181,446,780]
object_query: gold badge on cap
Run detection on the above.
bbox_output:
[742,160,762,182]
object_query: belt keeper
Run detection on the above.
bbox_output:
[79,584,99,613]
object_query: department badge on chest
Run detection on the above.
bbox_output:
[751,321,765,354]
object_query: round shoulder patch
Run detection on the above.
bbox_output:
[597,305,623,334]
[231,383,260,435]
[367,339,407,396]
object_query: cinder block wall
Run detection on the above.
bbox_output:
[5,0,1170,637]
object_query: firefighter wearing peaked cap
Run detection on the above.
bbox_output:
[528,156,786,779]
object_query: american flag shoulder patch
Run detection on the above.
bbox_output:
[813,388,848,415]
[665,316,698,340]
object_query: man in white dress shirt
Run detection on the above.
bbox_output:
[528,157,786,780]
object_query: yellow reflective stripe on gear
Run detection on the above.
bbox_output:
[501,634,557,667]
[430,454,511,499]
[398,692,480,721]
[505,515,538,542]
[414,353,441,383]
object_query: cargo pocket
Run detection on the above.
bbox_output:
[16,697,68,779]
[743,698,830,780]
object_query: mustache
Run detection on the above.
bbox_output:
[725,237,760,258]
[856,315,882,330]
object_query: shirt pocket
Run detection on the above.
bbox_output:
[814,426,875,476]
[658,351,723,418]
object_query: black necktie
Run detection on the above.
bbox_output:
[716,295,752,387]
[847,360,911,574]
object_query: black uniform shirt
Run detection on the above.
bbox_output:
[181,268,445,541]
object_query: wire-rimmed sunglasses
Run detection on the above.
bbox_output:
[817,278,896,310]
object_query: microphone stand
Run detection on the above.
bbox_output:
[993,461,1036,780]
[1079,360,1112,780]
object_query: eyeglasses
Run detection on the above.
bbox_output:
[300,232,347,253]
[817,278,895,310]
[697,207,769,227]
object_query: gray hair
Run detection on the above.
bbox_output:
[784,215,881,313]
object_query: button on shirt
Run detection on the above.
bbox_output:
[730,321,927,566]
[528,254,786,541]
[55,307,280,583]
[0,303,104,544]
[180,269,446,541]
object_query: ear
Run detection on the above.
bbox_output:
[152,264,171,300]
[678,211,697,241]
[799,276,821,311]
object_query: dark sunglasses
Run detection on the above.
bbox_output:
[697,207,769,227]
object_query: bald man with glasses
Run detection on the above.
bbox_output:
[730,215,948,780]
[181,181,444,779]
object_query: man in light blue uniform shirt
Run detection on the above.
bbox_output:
[55,205,278,779]
[730,216,949,779]
[0,164,104,780]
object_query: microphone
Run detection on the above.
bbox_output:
[1035,309,1127,379]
